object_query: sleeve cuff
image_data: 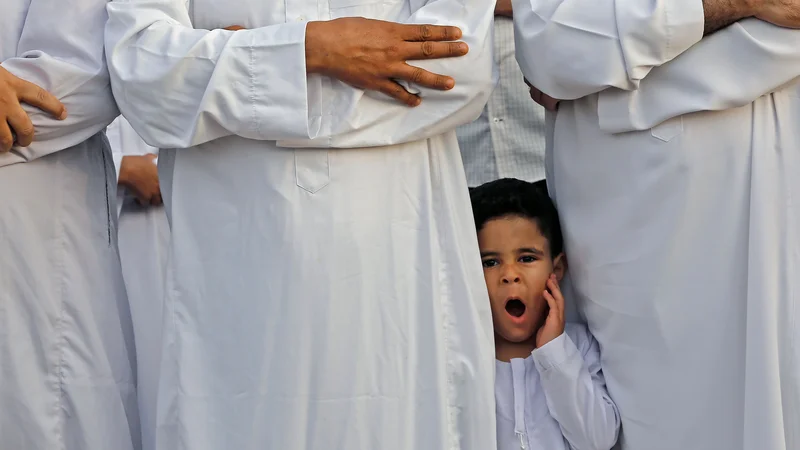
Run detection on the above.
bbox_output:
[532,332,581,372]
[247,21,316,141]
[665,0,705,60]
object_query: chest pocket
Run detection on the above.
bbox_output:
[188,0,286,29]
[650,116,683,143]
[295,149,330,194]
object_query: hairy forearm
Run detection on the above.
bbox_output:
[704,0,757,34]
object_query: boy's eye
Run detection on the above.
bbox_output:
[519,255,537,263]
[482,259,498,268]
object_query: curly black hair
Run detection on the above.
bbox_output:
[469,178,563,258]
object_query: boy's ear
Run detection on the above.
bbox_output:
[553,253,567,282]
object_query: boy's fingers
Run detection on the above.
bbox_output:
[549,278,565,306]
[546,278,564,317]
[543,290,558,316]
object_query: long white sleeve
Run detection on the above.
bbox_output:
[276,0,496,149]
[106,0,495,150]
[511,0,704,100]
[532,324,620,450]
[105,0,312,149]
[1,0,118,166]
[598,19,800,133]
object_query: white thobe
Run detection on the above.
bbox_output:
[513,2,800,450]
[107,116,170,450]
[105,0,497,449]
[0,1,138,449]
[495,324,619,450]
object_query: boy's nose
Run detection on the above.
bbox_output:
[501,272,521,284]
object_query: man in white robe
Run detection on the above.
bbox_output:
[0,0,138,449]
[105,1,497,449]
[513,1,800,449]
[107,116,171,450]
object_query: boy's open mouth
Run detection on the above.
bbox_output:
[505,298,526,318]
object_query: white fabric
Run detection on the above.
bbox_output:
[456,17,546,187]
[495,323,619,450]
[514,2,800,449]
[0,2,137,448]
[595,18,800,133]
[106,1,498,449]
[0,0,119,167]
[107,116,170,450]
[512,0,704,101]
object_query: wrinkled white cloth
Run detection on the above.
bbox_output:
[495,324,619,450]
[0,1,137,448]
[107,116,170,450]
[514,2,800,449]
[106,0,498,449]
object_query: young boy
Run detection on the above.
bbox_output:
[470,178,620,450]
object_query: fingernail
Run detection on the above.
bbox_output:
[445,78,455,89]
[458,43,469,53]
[58,109,67,120]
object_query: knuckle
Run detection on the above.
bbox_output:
[17,124,35,138]
[442,27,452,41]
[387,44,401,58]
[419,25,431,40]
[380,84,397,97]
[392,85,406,98]
[411,68,425,84]
[0,136,13,149]
[421,41,435,57]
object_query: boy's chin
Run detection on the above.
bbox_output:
[497,328,536,344]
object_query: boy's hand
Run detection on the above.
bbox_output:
[536,274,566,348]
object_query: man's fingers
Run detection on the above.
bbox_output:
[394,64,455,91]
[401,24,463,42]
[0,121,14,153]
[15,79,66,120]
[541,94,560,112]
[377,81,421,107]
[530,85,560,111]
[222,25,245,31]
[6,105,35,147]
[403,41,468,61]
[529,86,542,105]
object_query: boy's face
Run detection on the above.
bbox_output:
[478,215,564,346]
